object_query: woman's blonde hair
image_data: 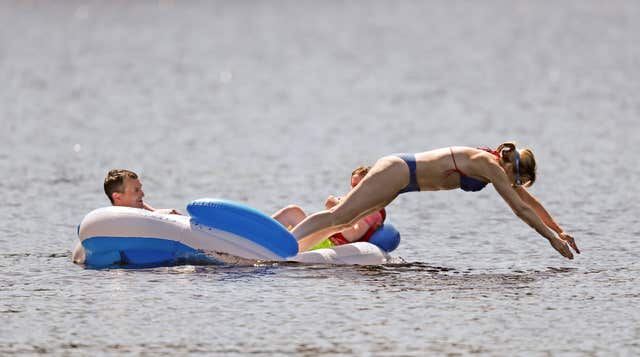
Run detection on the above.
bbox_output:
[496,141,537,186]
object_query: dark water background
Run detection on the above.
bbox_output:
[1,1,639,355]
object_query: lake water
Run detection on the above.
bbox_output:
[1,0,639,355]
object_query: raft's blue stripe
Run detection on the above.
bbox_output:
[82,237,223,268]
[187,199,298,258]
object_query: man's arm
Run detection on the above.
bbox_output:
[143,202,182,215]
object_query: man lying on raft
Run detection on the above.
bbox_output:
[290,142,580,259]
[272,166,387,251]
[104,169,182,215]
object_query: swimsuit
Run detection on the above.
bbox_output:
[446,147,500,192]
[397,148,500,194]
[311,209,387,250]
[396,154,421,194]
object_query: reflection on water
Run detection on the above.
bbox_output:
[1,251,639,355]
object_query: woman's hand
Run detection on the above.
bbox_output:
[549,236,574,260]
[324,195,340,209]
[559,232,580,254]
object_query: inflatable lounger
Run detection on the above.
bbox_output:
[73,198,400,268]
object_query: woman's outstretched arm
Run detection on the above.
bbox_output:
[486,165,574,259]
[515,187,580,254]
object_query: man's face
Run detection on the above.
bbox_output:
[113,177,144,208]
[351,174,365,188]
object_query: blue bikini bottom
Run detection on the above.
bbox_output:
[396,154,420,194]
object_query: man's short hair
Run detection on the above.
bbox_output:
[104,169,138,204]
[351,166,371,177]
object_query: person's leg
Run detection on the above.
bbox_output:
[272,205,307,230]
[293,156,410,251]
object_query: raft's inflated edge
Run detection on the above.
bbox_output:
[187,198,299,258]
[82,236,223,268]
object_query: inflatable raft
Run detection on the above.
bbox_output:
[72,198,400,268]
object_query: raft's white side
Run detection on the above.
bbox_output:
[290,242,390,265]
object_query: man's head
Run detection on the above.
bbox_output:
[350,166,371,188]
[104,169,144,208]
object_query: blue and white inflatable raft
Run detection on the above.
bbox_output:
[72,199,400,268]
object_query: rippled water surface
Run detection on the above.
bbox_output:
[1,1,639,355]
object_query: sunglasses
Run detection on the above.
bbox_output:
[513,149,522,186]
